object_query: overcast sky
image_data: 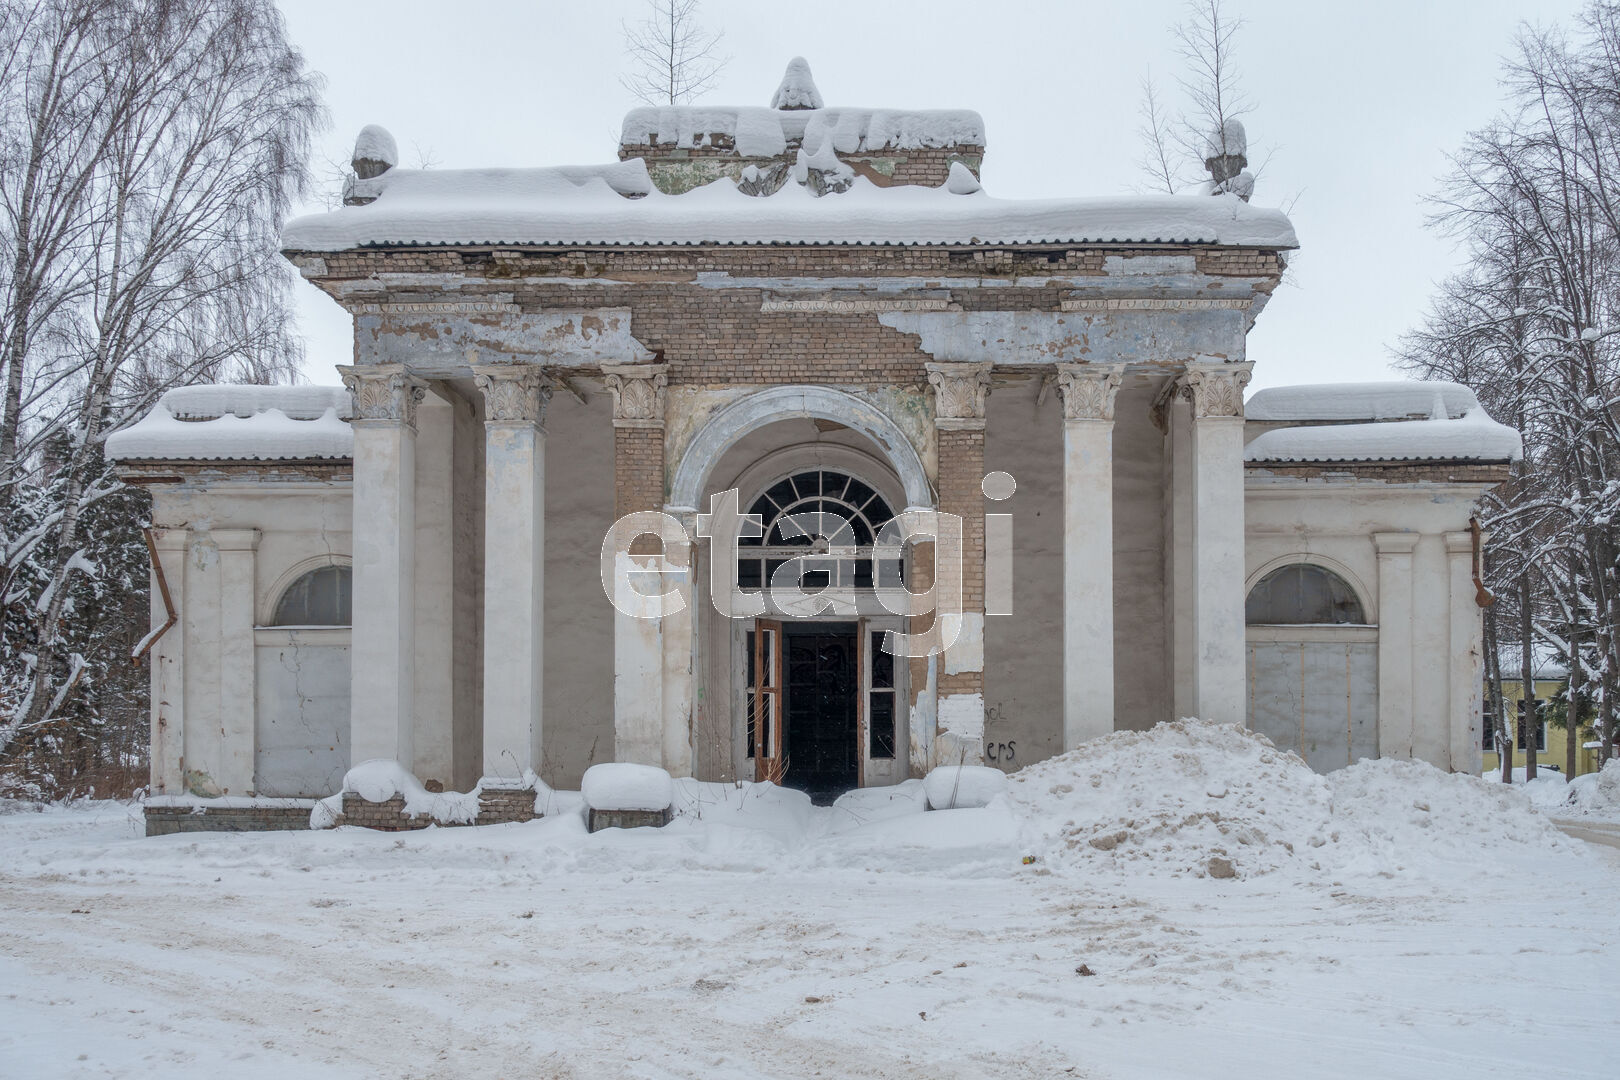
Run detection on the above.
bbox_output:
[274,0,1587,393]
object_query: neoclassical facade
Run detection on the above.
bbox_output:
[110,66,1519,827]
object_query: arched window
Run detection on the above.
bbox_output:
[1245,564,1366,625]
[271,565,352,626]
[736,469,899,590]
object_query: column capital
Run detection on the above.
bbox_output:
[601,362,669,428]
[1443,530,1476,554]
[473,364,552,428]
[1055,363,1124,421]
[926,361,993,431]
[1181,361,1253,420]
[337,364,428,429]
[1373,531,1420,555]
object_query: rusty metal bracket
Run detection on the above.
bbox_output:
[132,527,177,665]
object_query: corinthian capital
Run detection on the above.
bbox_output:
[473,364,552,427]
[337,364,427,428]
[925,361,993,431]
[1182,361,1253,419]
[1055,363,1124,422]
[601,362,669,428]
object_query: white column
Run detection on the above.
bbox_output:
[1375,531,1418,759]
[1185,361,1252,725]
[1056,363,1122,748]
[339,364,425,770]
[1166,396,1197,719]
[215,529,260,795]
[474,364,550,784]
[1444,530,1485,774]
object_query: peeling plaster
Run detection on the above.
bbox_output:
[353,307,653,376]
[877,308,1246,368]
[943,613,984,675]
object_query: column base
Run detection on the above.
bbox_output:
[476,781,540,825]
[587,807,672,832]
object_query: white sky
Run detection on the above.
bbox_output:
[274,0,1586,393]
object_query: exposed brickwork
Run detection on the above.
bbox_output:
[616,426,667,556]
[936,427,985,700]
[144,804,312,836]
[618,140,983,190]
[476,787,539,825]
[339,793,434,831]
[1246,462,1512,484]
[117,461,353,485]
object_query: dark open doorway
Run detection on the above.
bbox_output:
[783,622,858,804]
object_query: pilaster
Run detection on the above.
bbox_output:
[1374,531,1419,760]
[1444,530,1484,773]
[925,361,991,765]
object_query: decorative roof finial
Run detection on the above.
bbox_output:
[1203,118,1253,201]
[351,124,398,180]
[771,57,823,111]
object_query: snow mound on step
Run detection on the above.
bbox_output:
[1007,720,1334,880]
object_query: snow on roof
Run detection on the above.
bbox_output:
[107,384,352,462]
[282,163,1299,251]
[1247,381,1480,422]
[1244,408,1523,465]
[353,124,398,169]
[619,104,984,157]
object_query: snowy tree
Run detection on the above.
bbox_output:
[1135,0,1258,199]
[0,0,324,791]
[1398,2,1620,774]
[620,0,728,107]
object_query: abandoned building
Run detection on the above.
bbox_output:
[109,61,1522,831]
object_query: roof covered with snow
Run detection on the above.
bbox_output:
[1244,408,1523,465]
[1247,381,1481,422]
[106,384,351,462]
[281,160,1299,252]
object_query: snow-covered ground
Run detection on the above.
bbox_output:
[3,722,1617,1080]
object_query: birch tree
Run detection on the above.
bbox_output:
[0,0,323,783]
[620,0,727,107]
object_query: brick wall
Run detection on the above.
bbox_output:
[617,141,983,190]
[936,428,985,700]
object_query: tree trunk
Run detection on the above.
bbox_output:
[1485,605,1511,783]
[1520,572,1536,781]
[1568,617,1582,779]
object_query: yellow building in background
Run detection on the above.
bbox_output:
[1482,671,1603,777]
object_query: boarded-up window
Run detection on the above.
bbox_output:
[1246,564,1365,626]
[271,565,352,627]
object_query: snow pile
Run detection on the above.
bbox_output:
[923,765,1007,809]
[1006,719,1572,881]
[582,763,674,812]
[314,759,481,827]
[1244,408,1523,464]
[352,124,398,171]
[1247,381,1479,422]
[1324,758,1571,875]
[1007,720,1336,879]
[1561,759,1620,819]
[282,164,1297,251]
[107,384,353,462]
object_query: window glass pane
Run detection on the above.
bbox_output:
[737,559,763,588]
[765,479,797,509]
[746,630,756,686]
[844,478,875,510]
[871,631,894,688]
[853,558,874,589]
[746,691,757,758]
[271,565,352,626]
[869,692,895,758]
[1244,564,1365,625]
